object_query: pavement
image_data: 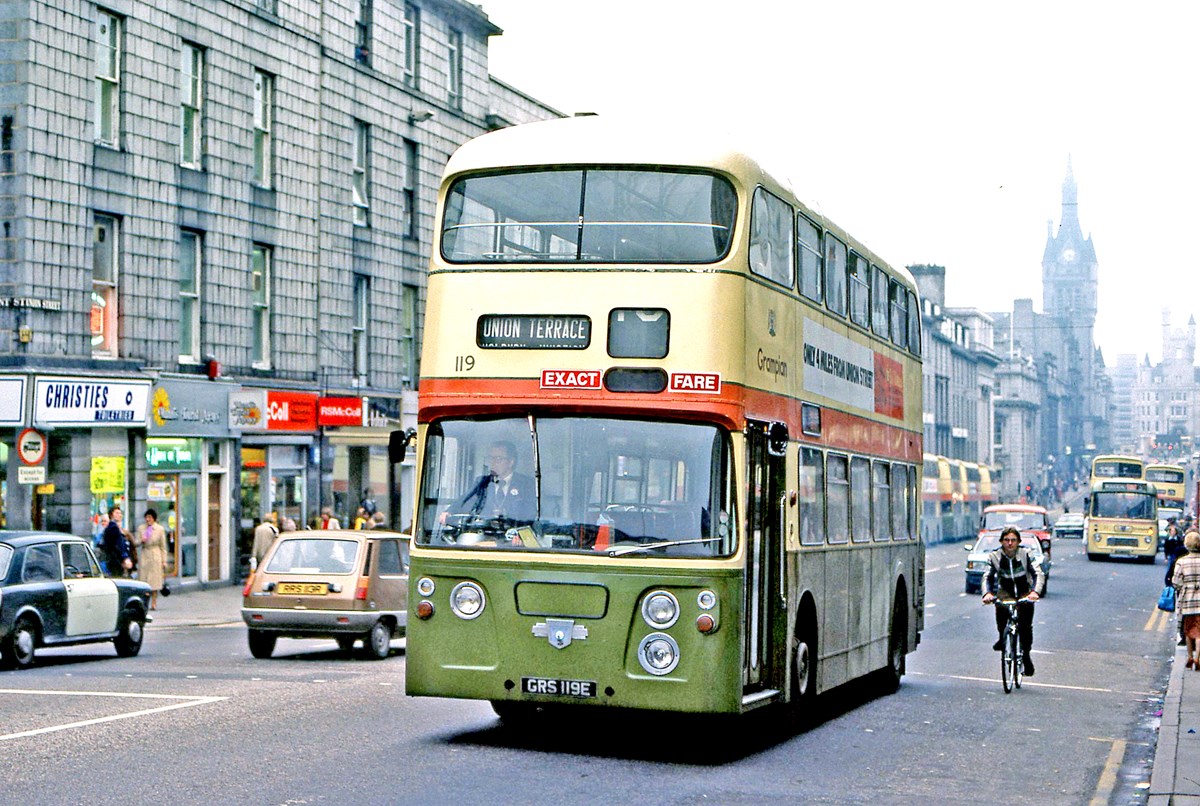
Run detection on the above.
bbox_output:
[146,581,244,629]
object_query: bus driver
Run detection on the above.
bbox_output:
[450,441,536,522]
[981,526,1045,676]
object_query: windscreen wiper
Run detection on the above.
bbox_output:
[606,537,722,557]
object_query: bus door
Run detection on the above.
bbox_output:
[744,421,787,695]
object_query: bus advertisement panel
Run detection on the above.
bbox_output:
[398,117,925,722]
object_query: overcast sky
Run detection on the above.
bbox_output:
[479,1,1200,365]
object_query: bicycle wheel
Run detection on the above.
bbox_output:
[1010,630,1022,689]
[1001,637,1014,693]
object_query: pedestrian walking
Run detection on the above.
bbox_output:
[251,512,279,570]
[1172,530,1200,670]
[139,508,168,610]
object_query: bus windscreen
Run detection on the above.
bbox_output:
[441,168,737,264]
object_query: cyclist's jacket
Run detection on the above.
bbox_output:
[983,548,1046,599]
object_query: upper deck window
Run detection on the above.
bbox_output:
[749,188,794,287]
[441,168,736,264]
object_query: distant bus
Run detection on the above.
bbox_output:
[1085,479,1158,561]
[1089,455,1144,488]
[920,454,994,543]
[398,116,926,722]
[1145,463,1186,508]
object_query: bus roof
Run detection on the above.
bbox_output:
[440,116,914,288]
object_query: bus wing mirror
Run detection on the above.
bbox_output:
[767,422,789,457]
[389,428,416,464]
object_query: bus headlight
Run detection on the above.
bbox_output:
[449,581,485,620]
[697,590,717,610]
[416,577,435,596]
[637,632,680,675]
[641,591,679,628]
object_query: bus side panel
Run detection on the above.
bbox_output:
[820,549,850,689]
[405,559,747,714]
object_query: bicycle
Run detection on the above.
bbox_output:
[990,597,1032,693]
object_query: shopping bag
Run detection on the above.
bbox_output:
[1158,585,1177,612]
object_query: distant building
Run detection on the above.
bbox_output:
[1112,311,1199,458]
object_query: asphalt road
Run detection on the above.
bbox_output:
[0,537,1174,806]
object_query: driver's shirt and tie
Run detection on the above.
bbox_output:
[488,476,510,517]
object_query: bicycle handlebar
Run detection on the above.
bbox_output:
[983,596,1033,606]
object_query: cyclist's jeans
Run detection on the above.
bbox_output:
[994,601,1035,654]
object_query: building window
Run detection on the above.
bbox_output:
[92,215,119,357]
[179,230,201,362]
[253,71,273,187]
[403,3,420,87]
[401,284,417,384]
[251,245,272,367]
[355,0,371,65]
[447,29,463,107]
[94,10,121,146]
[403,138,417,239]
[352,119,369,227]
[352,275,369,381]
[181,43,203,168]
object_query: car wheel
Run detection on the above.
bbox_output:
[365,620,391,660]
[336,635,357,654]
[247,629,277,659]
[114,611,145,657]
[3,616,37,669]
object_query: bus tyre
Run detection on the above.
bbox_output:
[879,596,906,694]
[788,622,818,729]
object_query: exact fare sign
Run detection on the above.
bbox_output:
[669,372,720,393]
[541,370,601,390]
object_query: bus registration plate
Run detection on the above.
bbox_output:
[521,676,597,698]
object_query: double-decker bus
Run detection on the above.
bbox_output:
[919,454,993,543]
[1085,479,1158,561]
[1145,463,1186,509]
[1089,454,1144,488]
[396,116,925,721]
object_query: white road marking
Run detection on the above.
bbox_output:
[907,672,1155,696]
[0,688,226,741]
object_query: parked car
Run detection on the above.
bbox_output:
[1052,513,1085,540]
[964,532,1051,595]
[0,531,151,669]
[241,530,409,659]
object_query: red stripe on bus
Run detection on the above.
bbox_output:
[419,377,922,462]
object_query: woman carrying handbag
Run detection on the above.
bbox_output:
[1172,530,1200,670]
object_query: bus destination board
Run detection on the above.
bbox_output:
[477,314,591,349]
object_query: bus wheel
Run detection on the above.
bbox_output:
[788,622,818,729]
[879,596,906,694]
[1086,552,1099,562]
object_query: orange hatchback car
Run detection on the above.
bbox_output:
[241,530,409,659]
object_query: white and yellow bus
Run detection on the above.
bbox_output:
[1085,479,1158,561]
[395,116,925,722]
[1145,463,1186,509]
[1089,454,1144,488]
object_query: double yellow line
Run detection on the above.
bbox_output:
[1145,609,1173,632]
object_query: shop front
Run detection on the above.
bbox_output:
[231,388,318,576]
[319,393,416,531]
[147,378,235,584]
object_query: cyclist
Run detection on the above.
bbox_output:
[982,526,1045,676]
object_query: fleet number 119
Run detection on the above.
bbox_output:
[455,355,475,371]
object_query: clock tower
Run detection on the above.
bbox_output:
[1040,159,1105,456]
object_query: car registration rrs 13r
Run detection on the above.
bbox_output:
[521,676,597,698]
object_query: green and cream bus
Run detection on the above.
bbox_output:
[395,116,925,722]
